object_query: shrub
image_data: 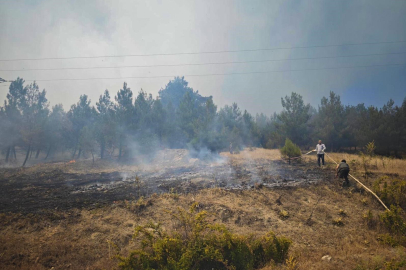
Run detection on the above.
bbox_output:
[355,256,406,270]
[332,217,344,226]
[118,203,292,270]
[379,205,406,235]
[124,197,152,213]
[373,176,406,211]
[338,209,347,216]
[279,210,289,219]
[359,141,376,179]
[377,233,400,247]
[280,138,301,165]
[377,205,406,247]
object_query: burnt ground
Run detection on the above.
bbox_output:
[0,150,331,213]
[1,149,405,270]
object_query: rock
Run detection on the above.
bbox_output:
[322,255,332,262]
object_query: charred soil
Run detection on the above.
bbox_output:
[0,149,405,270]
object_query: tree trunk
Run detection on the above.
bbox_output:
[5,147,10,163]
[118,139,122,160]
[111,145,115,158]
[100,142,105,159]
[45,145,52,160]
[71,146,77,159]
[22,144,31,167]
[30,149,33,159]
[91,150,95,163]
[77,149,82,159]
[35,149,41,159]
[13,146,17,160]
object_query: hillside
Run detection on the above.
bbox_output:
[0,149,405,269]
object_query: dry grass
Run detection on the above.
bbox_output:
[304,152,406,176]
[1,183,405,270]
[1,148,406,269]
[14,148,283,175]
[221,148,282,163]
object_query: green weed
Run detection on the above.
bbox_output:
[118,202,292,270]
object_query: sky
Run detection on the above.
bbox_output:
[1,0,406,115]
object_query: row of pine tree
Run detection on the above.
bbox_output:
[1,76,405,166]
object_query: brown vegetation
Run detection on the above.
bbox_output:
[0,149,405,269]
[1,184,405,269]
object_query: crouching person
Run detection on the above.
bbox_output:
[336,159,350,187]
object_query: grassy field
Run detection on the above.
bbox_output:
[324,152,406,176]
[0,148,405,270]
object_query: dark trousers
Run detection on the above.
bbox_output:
[339,169,350,186]
[317,154,325,166]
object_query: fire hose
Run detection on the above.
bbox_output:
[282,149,389,211]
[323,152,389,211]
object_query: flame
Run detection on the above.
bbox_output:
[67,160,76,164]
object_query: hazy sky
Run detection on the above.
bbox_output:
[1,0,406,115]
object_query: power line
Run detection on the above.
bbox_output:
[1,40,406,62]
[2,51,406,72]
[21,62,405,82]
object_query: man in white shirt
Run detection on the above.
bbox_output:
[315,140,326,167]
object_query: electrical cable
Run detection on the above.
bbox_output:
[2,51,405,72]
[20,62,405,82]
[1,40,405,62]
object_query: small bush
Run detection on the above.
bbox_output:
[285,255,299,270]
[355,256,406,270]
[379,205,406,235]
[118,203,292,270]
[359,141,376,179]
[377,233,400,247]
[280,138,301,165]
[169,187,179,200]
[123,197,152,213]
[332,217,344,226]
[338,209,347,216]
[373,176,406,211]
[279,210,289,219]
[377,205,406,247]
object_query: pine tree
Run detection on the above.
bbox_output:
[280,138,301,164]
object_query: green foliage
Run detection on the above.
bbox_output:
[332,217,344,226]
[355,255,406,270]
[366,140,376,156]
[373,177,406,210]
[376,205,406,247]
[2,77,406,163]
[277,92,311,146]
[376,233,401,247]
[315,91,344,151]
[118,203,291,270]
[379,205,406,235]
[280,138,301,164]
[359,141,377,179]
[279,210,289,219]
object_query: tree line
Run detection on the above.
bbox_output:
[1,76,405,166]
